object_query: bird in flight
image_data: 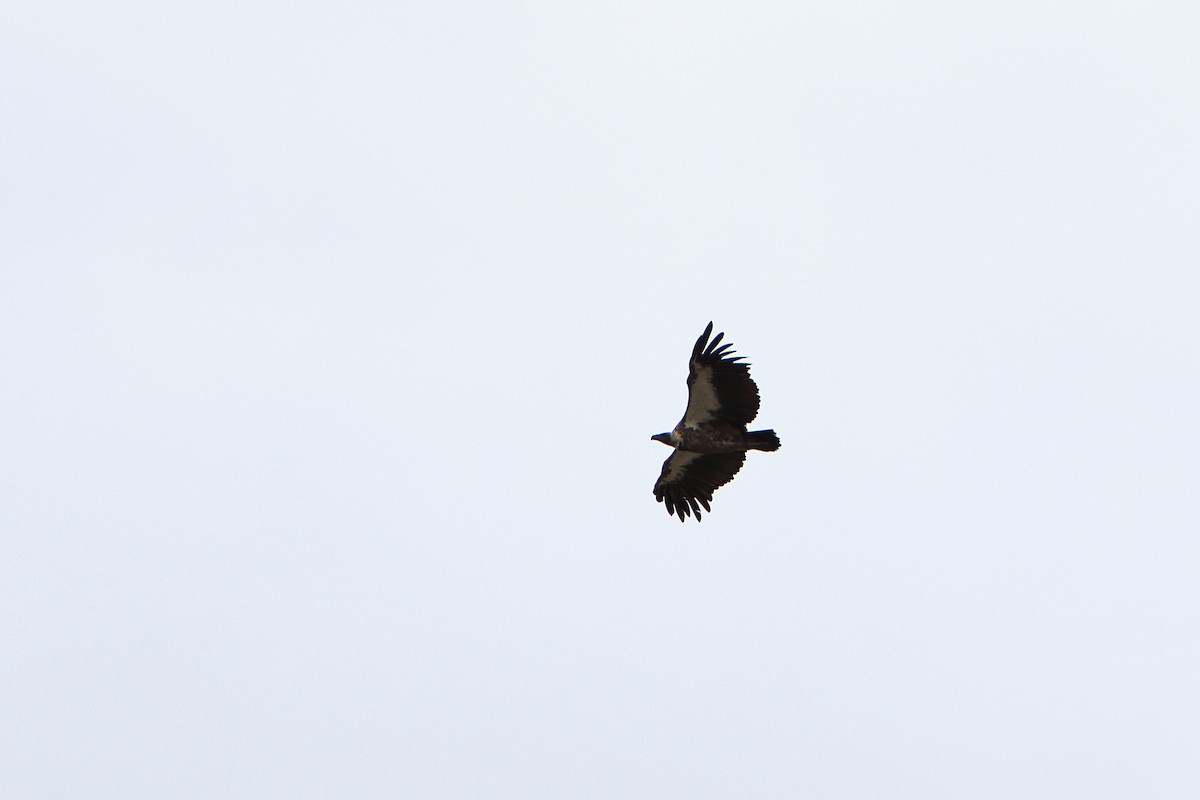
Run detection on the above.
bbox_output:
[651,322,780,522]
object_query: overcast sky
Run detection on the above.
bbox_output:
[3,1,1198,797]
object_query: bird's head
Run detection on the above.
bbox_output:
[651,432,675,447]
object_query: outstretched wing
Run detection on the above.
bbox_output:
[653,450,747,522]
[682,322,761,427]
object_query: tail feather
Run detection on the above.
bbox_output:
[745,429,780,451]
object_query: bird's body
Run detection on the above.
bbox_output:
[651,322,780,522]
[655,421,776,453]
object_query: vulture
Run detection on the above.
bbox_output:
[651,322,780,522]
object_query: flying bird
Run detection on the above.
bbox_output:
[651,322,780,522]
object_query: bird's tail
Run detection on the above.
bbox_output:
[745,429,781,451]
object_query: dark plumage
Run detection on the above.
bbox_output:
[651,322,780,522]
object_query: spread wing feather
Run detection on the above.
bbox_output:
[653,450,747,522]
[682,322,761,427]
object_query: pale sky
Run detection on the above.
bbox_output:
[3,1,1199,797]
